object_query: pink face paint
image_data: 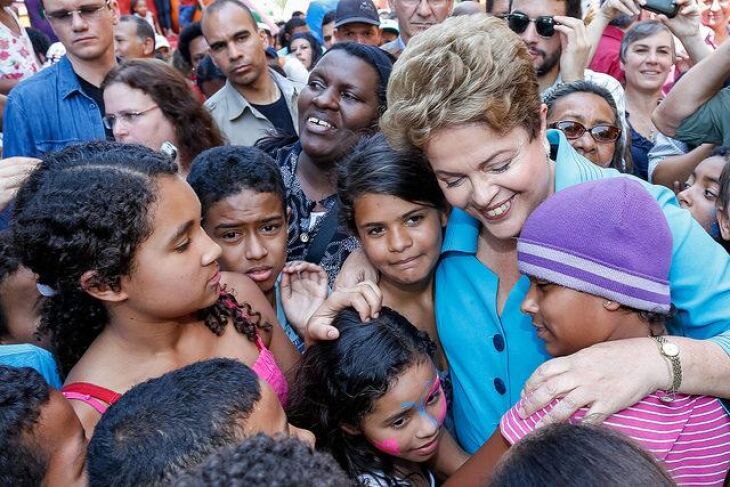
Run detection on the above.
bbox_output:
[373,437,402,456]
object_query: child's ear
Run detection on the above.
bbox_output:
[340,422,361,436]
[80,270,128,303]
[718,207,730,241]
[602,300,621,311]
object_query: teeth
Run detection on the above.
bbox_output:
[486,199,512,218]
[307,117,334,129]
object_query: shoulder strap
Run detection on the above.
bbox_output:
[62,382,123,406]
[305,200,339,265]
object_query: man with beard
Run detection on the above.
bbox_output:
[506,0,625,123]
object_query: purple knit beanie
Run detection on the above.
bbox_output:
[517,178,672,313]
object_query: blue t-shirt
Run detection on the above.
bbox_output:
[0,343,62,389]
[437,129,730,453]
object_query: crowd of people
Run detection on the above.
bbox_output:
[1,0,730,484]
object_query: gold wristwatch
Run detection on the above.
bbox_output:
[654,336,682,402]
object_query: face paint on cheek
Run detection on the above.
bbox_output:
[373,437,402,456]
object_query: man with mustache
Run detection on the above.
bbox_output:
[202,0,303,146]
[507,0,626,133]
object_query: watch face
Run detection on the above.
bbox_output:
[663,342,680,357]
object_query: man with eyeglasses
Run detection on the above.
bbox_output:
[3,0,118,161]
[506,0,627,137]
[381,0,454,59]
[503,0,629,173]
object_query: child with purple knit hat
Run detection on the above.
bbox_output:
[446,178,730,486]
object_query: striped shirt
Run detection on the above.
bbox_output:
[500,393,730,486]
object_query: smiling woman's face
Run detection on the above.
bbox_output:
[423,119,553,242]
[297,50,381,165]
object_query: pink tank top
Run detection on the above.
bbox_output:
[62,335,289,414]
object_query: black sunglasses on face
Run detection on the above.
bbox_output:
[507,12,557,38]
[550,121,622,143]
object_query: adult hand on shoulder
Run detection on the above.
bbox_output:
[554,16,591,84]
[333,247,379,290]
[304,280,382,344]
[280,260,329,337]
[659,0,701,40]
[518,337,665,425]
[0,157,41,211]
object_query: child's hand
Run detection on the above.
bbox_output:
[304,280,382,343]
[280,261,328,337]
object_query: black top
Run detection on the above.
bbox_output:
[274,142,360,287]
[77,75,114,140]
[251,94,297,137]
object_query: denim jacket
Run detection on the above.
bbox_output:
[3,56,106,158]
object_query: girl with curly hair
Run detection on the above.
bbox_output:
[12,141,300,437]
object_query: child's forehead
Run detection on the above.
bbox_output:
[374,362,438,412]
[223,189,286,209]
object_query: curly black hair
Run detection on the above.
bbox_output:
[13,141,264,377]
[187,145,286,219]
[0,366,51,486]
[177,22,204,66]
[88,358,262,486]
[286,307,436,486]
[0,230,22,340]
[173,433,355,487]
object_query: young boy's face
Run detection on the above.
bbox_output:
[203,190,288,296]
[0,266,45,346]
[34,390,88,486]
[519,277,636,357]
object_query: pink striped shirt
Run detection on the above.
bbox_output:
[500,393,730,486]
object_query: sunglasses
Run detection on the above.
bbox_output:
[550,121,622,143]
[507,12,557,38]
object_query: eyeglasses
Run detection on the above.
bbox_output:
[399,0,448,7]
[550,121,622,143]
[102,105,159,130]
[506,12,557,38]
[45,1,111,24]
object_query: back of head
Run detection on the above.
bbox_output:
[87,358,262,486]
[173,434,355,486]
[12,141,178,377]
[0,366,51,486]
[337,133,446,233]
[491,423,676,486]
[119,15,155,42]
[518,178,672,314]
[287,307,435,478]
[187,145,285,218]
[195,55,225,88]
[382,15,540,151]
